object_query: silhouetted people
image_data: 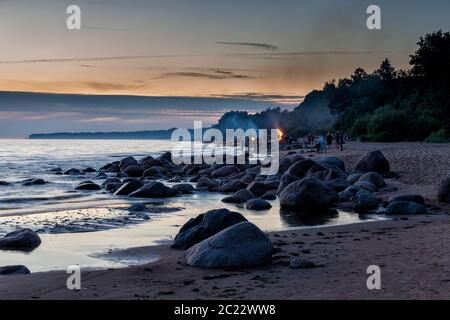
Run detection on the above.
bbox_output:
[326,132,333,147]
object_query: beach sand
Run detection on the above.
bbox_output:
[1,142,450,300]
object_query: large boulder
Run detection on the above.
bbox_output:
[278,158,294,174]
[180,222,273,268]
[143,166,166,177]
[123,165,144,177]
[114,180,143,196]
[353,151,390,177]
[172,209,247,250]
[315,156,346,172]
[222,189,255,204]
[0,265,30,275]
[438,173,450,203]
[386,201,427,215]
[389,194,425,205]
[129,181,177,198]
[0,229,41,251]
[279,177,338,212]
[326,178,350,192]
[357,172,386,189]
[286,159,317,179]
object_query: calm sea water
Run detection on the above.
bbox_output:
[0,139,383,271]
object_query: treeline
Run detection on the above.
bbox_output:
[215,31,450,143]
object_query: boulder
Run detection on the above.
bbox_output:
[103,182,122,193]
[438,173,450,203]
[158,151,173,163]
[119,156,138,170]
[245,199,272,211]
[172,183,195,194]
[113,180,144,196]
[315,156,346,172]
[326,178,349,192]
[389,194,425,205]
[353,150,390,177]
[347,173,363,184]
[277,173,300,194]
[279,177,338,212]
[82,167,96,173]
[261,194,277,201]
[63,168,82,175]
[22,178,46,186]
[354,181,377,193]
[278,158,294,174]
[142,159,164,168]
[196,177,220,191]
[354,190,379,212]
[217,179,247,193]
[246,181,267,197]
[75,181,101,191]
[138,155,154,166]
[286,153,306,163]
[357,172,386,189]
[0,181,10,186]
[222,189,255,204]
[0,228,41,251]
[143,166,167,177]
[180,222,273,268]
[129,181,177,198]
[123,165,144,177]
[263,174,281,190]
[386,201,427,215]
[128,203,147,212]
[172,208,247,250]
[211,165,239,178]
[0,265,30,275]
[101,178,122,187]
[286,159,317,178]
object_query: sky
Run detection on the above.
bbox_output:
[1,0,450,137]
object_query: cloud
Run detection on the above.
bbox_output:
[156,71,254,80]
[218,42,278,51]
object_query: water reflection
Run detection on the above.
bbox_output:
[279,209,339,227]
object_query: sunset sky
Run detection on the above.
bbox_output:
[1,0,450,137]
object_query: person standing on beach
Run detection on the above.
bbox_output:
[338,132,345,151]
[326,132,333,147]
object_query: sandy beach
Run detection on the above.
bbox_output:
[1,142,449,300]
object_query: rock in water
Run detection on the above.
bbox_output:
[385,201,427,215]
[172,209,247,250]
[0,228,41,251]
[114,180,143,196]
[180,222,273,268]
[221,189,255,204]
[353,150,390,177]
[211,165,238,178]
[75,181,101,191]
[438,173,450,203]
[196,177,220,191]
[172,183,195,194]
[123,165,144,177]
[129,181,177,198]
[246,181,267,197]
[245,199,272,211]
[389,194,425,205]
[279,177,338,212]
[0,265,30,275]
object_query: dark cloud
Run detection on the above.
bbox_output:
[217,42,279,51]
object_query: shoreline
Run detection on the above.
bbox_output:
[1,210,450,300]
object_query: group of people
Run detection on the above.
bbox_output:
[307,131,347,153]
